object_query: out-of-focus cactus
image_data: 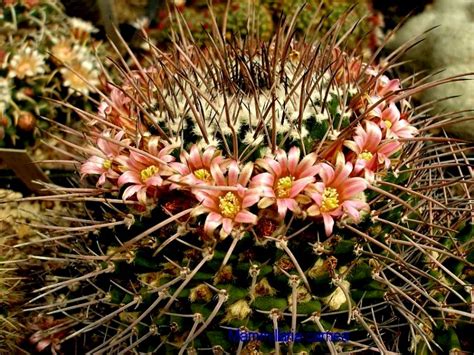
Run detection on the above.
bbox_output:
[139,0,382,52]
[18,7,473,354]
[0,0,108,147]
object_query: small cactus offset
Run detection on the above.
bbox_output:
[20,7,473,354]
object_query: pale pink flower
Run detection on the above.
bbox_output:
[375,74,400,98]
[169,145,225,190]
[251,147,318,219]
[117,139,175,204]
[80,130,130,186]
[192,161,260,239]
[344,121,401,182]
[378,103,418,139]
[307,154,368,236]
[98,85,140,132]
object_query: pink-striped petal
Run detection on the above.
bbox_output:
[234,210,258,224]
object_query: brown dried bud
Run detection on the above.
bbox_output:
[189,284,213,303]
[17,111,36,132]
[213,265,233,284]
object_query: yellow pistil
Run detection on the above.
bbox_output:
[321,187,340,212]
[276,176,293,198]
[218,192,240,219]
[384,120,392,129]
[358,150,373,161]
[140,165,159,182]
[194,168,212,182]
[102,159,112,169]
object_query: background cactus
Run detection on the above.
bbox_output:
[0,0,109,148]
[13,7,474,355]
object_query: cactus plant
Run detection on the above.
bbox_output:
[0,0,108,148]
[17,7,474,354]
[141,0,382,53]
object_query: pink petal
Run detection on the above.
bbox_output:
[276,199,289,219]
[287,147,300,176]
[331,162,353,188]
[137,189,148,205]
[289,176,314,197]
[251,173,274,187]
[234,210,258,224]
[145,176,163,187]
[238,162,254,186]
[266,158,282,177]
[189,145,203,169]
[242,190,260,208]
[122,184,143,200]
[258,197,275,209]
[210,163,226,185]
[296,152,317,178]
[222,218,234,235]
[318,163,335,184]
[204,212,223,236]
[339,178,368,200]
[201,146,216,167]
[118,171,141,186]
[322,213,335,236]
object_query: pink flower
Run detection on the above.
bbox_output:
[117,138,175,204]
[169,145,225,190]
[192,161,260,239]
[375,75,400,98]
[80,130,130,186]
[378,103,418,139]
[344,121,401,182]
[307,154,368,236]
[251,147,318,219]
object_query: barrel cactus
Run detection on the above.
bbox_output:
[20,9,473,354]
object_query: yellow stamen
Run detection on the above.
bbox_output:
[384,120,392,129]
[194,168,212,182]
[140,165,159,182]
[276,176,293,198]
[102,159,112,169]
[219,192,240,219]
[321,187,340,212]
[358,151,373,161]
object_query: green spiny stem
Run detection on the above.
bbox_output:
[159,249,214,319]
[302,313,337,355]
[248,264,260,302]
[269,309,282,355]
[273,236,311,292]
[106,207,193,260]
[352,308,388,354]
[289,274,300,353]
[360,250,466,303]
[220,232,242,268]
[27,264,115,304]
[117,324,158,355]
[332,277,352,325]
[152,231,185,256]
[177,313,204,355]
[63,295,140,341]
[90,290,169,354]
[179,289,228,353]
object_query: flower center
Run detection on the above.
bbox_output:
[140,165,159,182]
[276,176,293,198]
[194,168,212,182]
[358,150,373,161]
[102,159,112,169]
[218,192,240,219]
[384,120,392,129]
[321,187,340,212]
